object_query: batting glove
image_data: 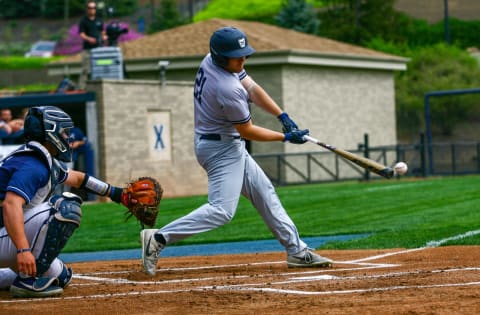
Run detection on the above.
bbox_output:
[284,129,309,144]
[277,112,299,133]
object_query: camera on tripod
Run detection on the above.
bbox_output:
[105,6,128,47]
[106,21,128,47]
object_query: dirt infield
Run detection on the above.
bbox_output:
[1,246,479,314]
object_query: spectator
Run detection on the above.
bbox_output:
[0,120,12,144]
[0,109,24,144]
[78,1,107,89]
[63,127,95,201]
[69,127,94,176]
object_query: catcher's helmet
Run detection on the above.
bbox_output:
[24,106,74,162]
[210,27,255,67]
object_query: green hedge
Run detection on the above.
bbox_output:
[194,0,324,24]
[0,56,61,70]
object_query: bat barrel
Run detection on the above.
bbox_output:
[304,134,394,179]
[377,167,394,179]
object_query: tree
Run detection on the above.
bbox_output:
[0,0,41,18]
[148,0,187,33]
[318,0,411,45]
[395,44,480,137]
[275,0,319,35]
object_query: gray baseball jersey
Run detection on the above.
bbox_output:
[194,54,250,136]
[157,54,307,255]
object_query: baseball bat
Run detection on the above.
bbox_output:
[303,135,394,179]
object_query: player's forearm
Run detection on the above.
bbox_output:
[237,124,284,142]
[65,170,122,202]
[2,198,30,251]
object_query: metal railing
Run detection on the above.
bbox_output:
[253,134,480,186]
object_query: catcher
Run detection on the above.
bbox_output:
[0,106,161,298]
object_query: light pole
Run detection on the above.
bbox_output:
[444,0,451,44]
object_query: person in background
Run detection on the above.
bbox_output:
[78,1,107,89]
[0,118,13,144]
[0,108,24,144]
[66,127,95,201]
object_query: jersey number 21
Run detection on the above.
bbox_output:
[194,67,207,105]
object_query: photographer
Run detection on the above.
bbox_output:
[78,1,107,89]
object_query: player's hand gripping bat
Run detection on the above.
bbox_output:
[303,135,394,179]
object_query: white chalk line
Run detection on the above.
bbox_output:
[83,260,286,276]
[2,267,480,303]
[70,265,398,289]
[345,247,426,263]
[216,281,480,296]
[77,259,396,278]
[426,229,480,247]
[3,230,480,303]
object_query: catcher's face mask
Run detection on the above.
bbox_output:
[25,106,74,162]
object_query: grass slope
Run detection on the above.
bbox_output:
[63,175,480,253]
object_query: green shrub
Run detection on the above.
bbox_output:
[0,56,60,70]
[395,43,480,137]
[148,0,187,33]
[193,0,285,23]
[365,37,412,57]
[275,0,319,34]
[0,83,57,93]
[0,42,31,57]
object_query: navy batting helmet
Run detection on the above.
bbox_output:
[24,106,74,162]
[210,27,255,67]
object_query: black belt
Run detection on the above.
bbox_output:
[199,134,241,141]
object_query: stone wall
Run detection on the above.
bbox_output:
[88,79,208,198]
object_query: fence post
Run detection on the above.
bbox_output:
[477,143,480,173]
[276,155,281,185]
[419,133,427,177]
[363,133,370,181]
[451,143,456,175]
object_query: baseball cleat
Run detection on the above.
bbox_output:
[287,248,333,268]
[10,276,63,298]
[141,229,163,276]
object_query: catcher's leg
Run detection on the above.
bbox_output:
[32,192,82,276]
[0,268,17,289]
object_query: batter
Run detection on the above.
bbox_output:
[141,26,333,275]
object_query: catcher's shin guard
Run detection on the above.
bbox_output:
[35,193,82,275]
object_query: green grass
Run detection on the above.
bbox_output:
[193,0,325,22]
[63,175,480,253]
[0,56,62,70]
[0,83,57,92]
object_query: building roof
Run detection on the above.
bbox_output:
[54,18,405,64]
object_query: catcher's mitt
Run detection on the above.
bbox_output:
[122,177,163,227]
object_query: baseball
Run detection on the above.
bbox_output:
[394,162,408,175]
